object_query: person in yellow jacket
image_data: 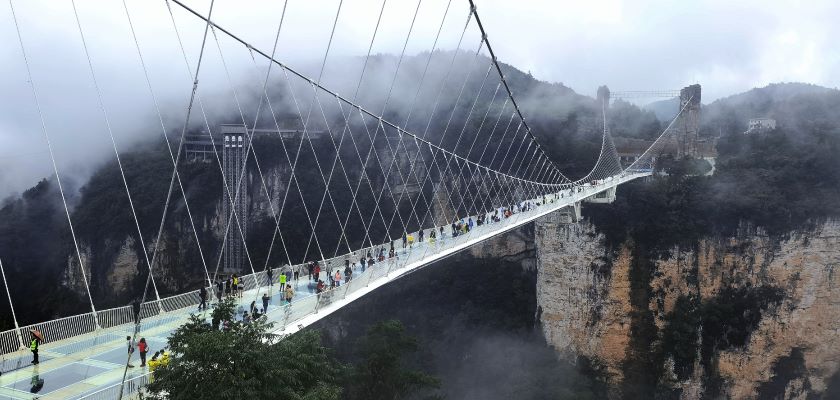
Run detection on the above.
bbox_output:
[29,333,40,365]
[232,274,241,298]
[148,349,170,382]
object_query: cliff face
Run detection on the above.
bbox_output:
[56,146,420,305]
[535,214,840,399]
[60,163,291,304]
[534,213,633,384]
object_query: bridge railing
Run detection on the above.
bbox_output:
[79,371,151,400]
[20,310,98,348]
[98,305,136,329]
[160,289,201,313]
[0,330,23,363]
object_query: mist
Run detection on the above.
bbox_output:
[5,0,840,199]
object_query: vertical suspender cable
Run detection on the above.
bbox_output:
[120,0,217,396]
[466,0,567,184]
[0,258,24,349]
[120,0,213,294]
[164,0,258,286]
[70,0,162,305]
[8,0,100,327]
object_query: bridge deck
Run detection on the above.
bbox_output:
[0,173,647,399]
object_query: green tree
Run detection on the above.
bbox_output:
[147,305,343,400]
[345,320,440,400]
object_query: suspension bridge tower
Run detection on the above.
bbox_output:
[596,85,610,106]
[221,124,249,274]
[676,84,701,158]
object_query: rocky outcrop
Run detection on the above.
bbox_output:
[468,223,535,268]
[62,234,184,302]
[535,214,840,399]
[62,245,94,299]
[105,236,140,296]
[249,164,288,220]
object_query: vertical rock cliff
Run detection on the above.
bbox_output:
[535,214,840,399]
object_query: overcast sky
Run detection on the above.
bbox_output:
[2,0,839,198]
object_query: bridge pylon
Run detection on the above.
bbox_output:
[676,84,702,158]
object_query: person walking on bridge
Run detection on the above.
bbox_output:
[29,331,41,365]
[231,274,239,297]
[198,287,207,311]
[236,275,244,298]
[285,284,295,304]
[344,263,352,283]
[262,292,270,314]
[126,336,136,368]
[216,279,223,303]
[138,338,148,368]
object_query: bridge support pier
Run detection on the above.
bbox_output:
[554,201,582,224]
[584,186,617,204]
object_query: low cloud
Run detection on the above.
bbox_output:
[2,0,839,198]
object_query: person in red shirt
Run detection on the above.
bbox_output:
[138,338,148,367]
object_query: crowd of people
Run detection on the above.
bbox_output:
[194,197,565,316]
[168,193,579,346]
[22,186,616,384]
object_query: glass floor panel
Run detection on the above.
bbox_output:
[47,332,125,355]
[4,363,107,396]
